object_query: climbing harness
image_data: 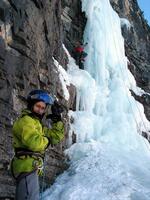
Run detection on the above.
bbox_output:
[11,148,44,180]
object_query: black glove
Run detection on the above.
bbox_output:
[51,101,64,115]
[46,101,64,122]
[46,114,61,122]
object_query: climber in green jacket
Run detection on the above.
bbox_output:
[11,89,65,200]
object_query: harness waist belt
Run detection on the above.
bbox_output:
[15,148,44,159]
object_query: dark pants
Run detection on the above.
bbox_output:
[16,171,39,200]
[79,60,84,69]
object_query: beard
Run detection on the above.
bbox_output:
[31,111,45,120]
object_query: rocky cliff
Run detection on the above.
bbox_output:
[0,0,77,198]
[0,0,150,199]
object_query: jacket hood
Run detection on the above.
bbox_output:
[21,109,32,117]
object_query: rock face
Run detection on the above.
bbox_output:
[0,0,150,198]
[61,0,86,53]
[0,0,76,198]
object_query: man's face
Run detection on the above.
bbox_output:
[33,101,46,115]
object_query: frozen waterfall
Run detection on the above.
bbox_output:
[43,0,150,199]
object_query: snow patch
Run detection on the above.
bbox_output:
[53,57,70,101]
[120,18,131,30]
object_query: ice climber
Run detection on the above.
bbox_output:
[11,89,65,200]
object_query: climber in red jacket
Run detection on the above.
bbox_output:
[73,42,88,70]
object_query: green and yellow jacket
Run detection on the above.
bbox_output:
[11,109,64,177]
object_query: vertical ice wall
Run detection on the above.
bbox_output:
[43,0,150,199]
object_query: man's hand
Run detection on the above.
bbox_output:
[51,101,64,116]
[46,101,64,122]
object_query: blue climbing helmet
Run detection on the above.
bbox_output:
[27,89,54,105]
